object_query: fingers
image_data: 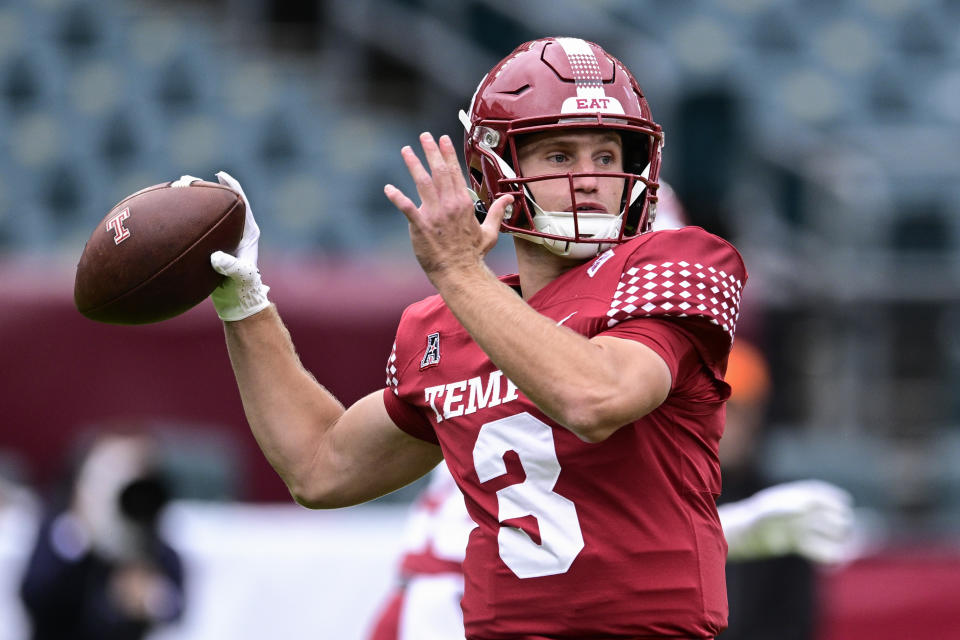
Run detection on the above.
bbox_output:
[384,184,419,222]
[403,133,467,202]
[216,171,245,196]
[210,251,239,276]
[482,194,513,235]
[401,143,438,209]
[419,132,445,177]
[215,170,261,258]
[475,194,512,256]
[434,133,469,192]
[389,133,472,218]
[172,175,202,187]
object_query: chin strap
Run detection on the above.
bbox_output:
[629,162,651,208]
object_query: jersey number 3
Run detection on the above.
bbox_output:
[473,412,585,578]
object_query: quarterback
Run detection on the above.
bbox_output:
[210,37,746,638]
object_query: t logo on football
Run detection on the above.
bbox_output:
[106,208,131,245]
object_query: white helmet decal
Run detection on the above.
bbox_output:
[555,37,626,115]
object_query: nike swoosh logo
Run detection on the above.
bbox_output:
[557,312,578,326]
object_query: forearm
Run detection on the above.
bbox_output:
[385,132,667,440]
[430,264,638,440]
[223,305,345,495]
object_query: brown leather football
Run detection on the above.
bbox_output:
[74,179,245,324]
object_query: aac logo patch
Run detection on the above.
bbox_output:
[420,332,441,370]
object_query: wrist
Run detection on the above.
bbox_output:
[222,301,275,325]
[426,257,492,292]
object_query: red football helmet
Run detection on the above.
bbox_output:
[461,37,663,258]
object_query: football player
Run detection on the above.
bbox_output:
[364,205,854,640]
[210,37,747,638]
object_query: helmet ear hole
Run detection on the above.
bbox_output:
[470,167,484,189]
[621,132,651,173]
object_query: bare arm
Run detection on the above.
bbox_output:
[223,306,443,508]
[424,271,669,442]
[384,133,670,442]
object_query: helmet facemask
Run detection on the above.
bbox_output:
[462,112,661,259]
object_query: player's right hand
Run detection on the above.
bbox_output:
[216,170,261,266]
[209,171,271,321]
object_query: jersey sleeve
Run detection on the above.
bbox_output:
[604,317,693,384]
[604,227,747,377]
[382,310,439,445]
[604,317,732,402]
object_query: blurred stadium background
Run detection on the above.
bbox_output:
[1,0,959,638]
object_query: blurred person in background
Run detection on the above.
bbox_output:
[18,432,185,640]
[0,471,39,639]
[652,187,856,637]
[207,36,747,638]
[367,462,475,640]
[717,340,853,639]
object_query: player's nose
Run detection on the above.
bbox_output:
[572,166,599,192]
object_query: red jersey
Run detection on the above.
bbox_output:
[383,227,746,639]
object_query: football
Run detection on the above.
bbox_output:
[74,178,245,324]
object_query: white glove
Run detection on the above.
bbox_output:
[719,479,855,564]
[208,171,271,321]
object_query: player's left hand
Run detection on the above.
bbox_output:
[384,132,513,279]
